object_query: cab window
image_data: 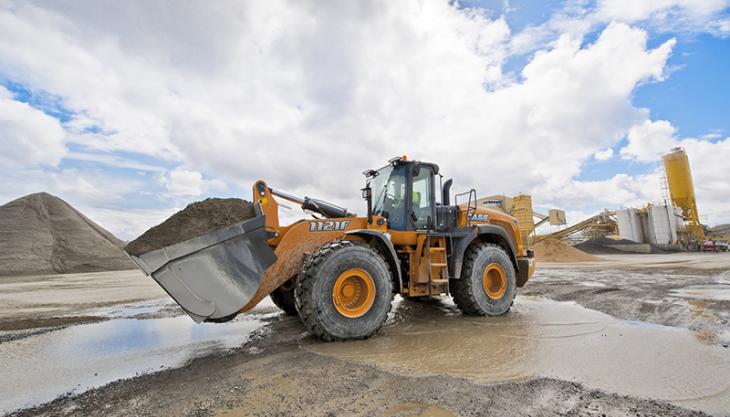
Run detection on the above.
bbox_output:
[411,166,433,229]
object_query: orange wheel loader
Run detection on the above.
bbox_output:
[126,156,535,341]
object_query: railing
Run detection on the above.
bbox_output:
[455,189,477,226]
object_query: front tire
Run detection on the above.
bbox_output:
[295,240,394,341]
[451,243,516,316]
[270,277,297,316]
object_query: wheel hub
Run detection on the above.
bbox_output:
[482,263,507,300]
[333,268,376,318]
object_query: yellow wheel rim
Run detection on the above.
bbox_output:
[333,268,376,318]
[482,263,507,300]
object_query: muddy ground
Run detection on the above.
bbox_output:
[523,254,730,347]
[2,253,730,417]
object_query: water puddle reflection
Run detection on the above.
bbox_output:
[304,297,730,416]
[0,313,265,414]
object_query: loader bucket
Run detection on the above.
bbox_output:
[126,214,277,323]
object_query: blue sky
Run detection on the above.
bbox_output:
[0,1,729,238]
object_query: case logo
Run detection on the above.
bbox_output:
[469,213,489,222]
[309,220,351,232]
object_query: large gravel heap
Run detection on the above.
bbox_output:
[532,238,602,262]
[0,193,135,276]
[125,198,256,256]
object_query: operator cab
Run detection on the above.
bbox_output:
[364,156,455,232]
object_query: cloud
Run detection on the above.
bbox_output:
[595,0,728,24]
[161,167,227,198]
[621,119,678,162]
[0,0,727,235]
[0,86,66,167]
[593,148,614,160]
[617,118,730,224]
[81,206,178,241]
[509,0,729,55]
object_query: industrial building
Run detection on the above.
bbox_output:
[615,205,683,247]
[479,147,706,251]
[476,194,566,244]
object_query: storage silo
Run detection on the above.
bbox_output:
[513,194,535,244]
[647,204,678,245]
[662,147,703,241]
[617,208,644,243]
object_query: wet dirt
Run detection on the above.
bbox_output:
[0,299,277,414]
[125,198,256,256]
[10,310,710,417]
[523,263,730,347]
[305,297,730,415]
[5,254,730,417]
[0,270,167,338]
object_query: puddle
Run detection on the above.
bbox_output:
[0,313,266,414]
[93,299,170,319]
[670,285,730,301]
[304,297,730,416]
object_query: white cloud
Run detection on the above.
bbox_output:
[617,118,730,225]
[0,86,66,167]
[0,167,143,206]
[596,0,728,24]
[593,148,614,160]
[161,167,227,198]
[621,119,678,162]
[509,0,729,55]
[81,206,178,241]
[0,0,727,233]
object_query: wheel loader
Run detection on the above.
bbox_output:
[126,156,535,341]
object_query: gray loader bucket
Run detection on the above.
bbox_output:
[126,215,277,323]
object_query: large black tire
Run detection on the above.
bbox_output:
[270,278,297,316]
[295,240,394,341]
[451,243,516,316]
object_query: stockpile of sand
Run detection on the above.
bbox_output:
[125,198,256,256]
[532,238,602,262]
[0,193,135,276]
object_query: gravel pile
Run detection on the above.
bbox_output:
[532,238,602,262]
[125,198,256,256]
[0,193,134,276]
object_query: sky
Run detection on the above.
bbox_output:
[0,0,729,240]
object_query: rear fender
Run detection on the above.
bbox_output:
[449,225,518,279]
[345,229,403,293]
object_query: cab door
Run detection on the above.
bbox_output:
[409,164,436,231]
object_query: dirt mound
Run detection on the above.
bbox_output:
[125,198,256,256]
[576,237,668,254]
[532,239,602,262]
[575,237,629,254]
[0,193,135,276]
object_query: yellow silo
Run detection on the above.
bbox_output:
[513,194,535,244]
[662,147,703,242]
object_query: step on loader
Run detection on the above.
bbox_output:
[126,156,535,340]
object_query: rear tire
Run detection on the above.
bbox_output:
[451,243,516,316]
[270,278,297,316]
[295,240,394,341]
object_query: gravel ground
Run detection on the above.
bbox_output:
[524,257,730,347]
[7,316,710,417]
[3,255,729,417]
